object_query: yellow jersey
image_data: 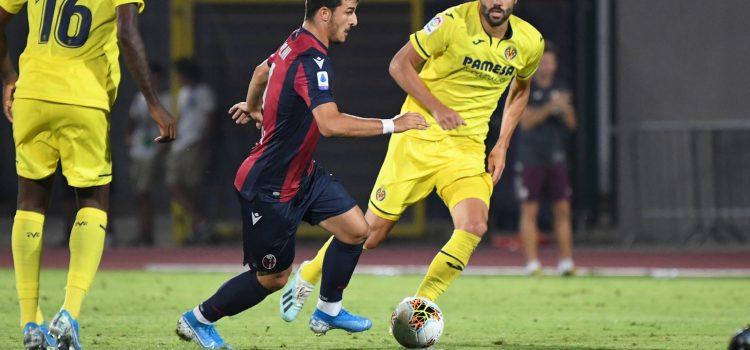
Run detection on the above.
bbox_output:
[403,1,544,142]
[0,0,144,111]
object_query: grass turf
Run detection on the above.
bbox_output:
[0,269,748,349]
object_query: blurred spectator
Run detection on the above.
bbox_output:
[126,62,170,246]
[168,58,215,244]
[515,43,577,276]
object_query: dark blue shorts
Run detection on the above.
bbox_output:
[238,167,357,274]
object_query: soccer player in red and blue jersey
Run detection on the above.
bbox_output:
[175,0,428,348]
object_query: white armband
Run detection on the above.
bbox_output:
[381,118,395,134]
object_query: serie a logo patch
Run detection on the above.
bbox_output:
[317,71,329,90]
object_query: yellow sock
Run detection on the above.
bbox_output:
[63,207,107,318]
[36,307,44,325]
[12,210,45,328]
[300,236,333,284]
[416,229,481,301]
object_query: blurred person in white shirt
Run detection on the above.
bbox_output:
[167,59,216,244]
[126,62,171,246]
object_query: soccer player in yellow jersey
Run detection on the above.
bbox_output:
[0,0,175,348]
[280,0,544,321]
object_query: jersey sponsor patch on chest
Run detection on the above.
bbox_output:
[317,71,329,90]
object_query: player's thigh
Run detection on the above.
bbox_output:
[368,135,436,221]
[435,138,492,210]
[238,193,297,274]
[318,206,369,245]
[55,103,112,188]
[12,98,60,181]
[304,177,365,244]
[436,171,492,236]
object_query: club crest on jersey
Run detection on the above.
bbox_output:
[375,187,386,201]
[423,15,443,35]
[262,254,277,270]
[505,46,518,61]
[317,71,329,90]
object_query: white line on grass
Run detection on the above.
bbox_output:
[143,264,750,278]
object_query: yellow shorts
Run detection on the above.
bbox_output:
[12,98,112,187]
[368,134,493,221]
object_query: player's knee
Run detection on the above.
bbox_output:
[17,198,47,214]
[348,221,369,244]
[258,272,290,292]
[458,221,488,237]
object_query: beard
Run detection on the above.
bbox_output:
[327,21,347,44]
[481,3,514,27]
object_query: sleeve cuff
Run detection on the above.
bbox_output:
[409,33,430,59]
[114,0,145,13]
[310,96,335,110]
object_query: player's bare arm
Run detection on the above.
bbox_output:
[229,60,270,127]
[488,76,532,184]
[0,8,17,122]
[312,102,428,137]
[389,42,465,130]
[116,4,175,143]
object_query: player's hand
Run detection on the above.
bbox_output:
[487,146,507,185]
[430,104,465,130]
[148,104,176,143]
[229,102,263,129]
[3,79,16,123]
[392,111,429,133]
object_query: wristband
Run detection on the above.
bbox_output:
[381,118,395,134]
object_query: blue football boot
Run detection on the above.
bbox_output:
[39,324,58,350]
[176,310,231,349]
[309,308,372,335]
[49,310,82,350]
[22,322,45,350]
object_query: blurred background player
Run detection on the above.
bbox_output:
[127,61,171,246]
[0,0,175,349]
[282,0,544,320]
[167,58,215,244]
[516,43,577,276]
[174,0,428,348]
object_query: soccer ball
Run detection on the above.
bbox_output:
[729,326,750,350]
[390,297,444,348]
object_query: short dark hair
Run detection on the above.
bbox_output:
[544,40,558,56]
[174,58,201,83]
[305,0,342,20]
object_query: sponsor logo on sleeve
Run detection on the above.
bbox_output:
[423,15,443,35]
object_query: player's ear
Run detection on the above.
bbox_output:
[319,7,332,22]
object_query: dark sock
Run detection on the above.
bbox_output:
[199,270,271,322]
[319,238,363,303]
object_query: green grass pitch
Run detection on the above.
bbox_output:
[1,270,748,349]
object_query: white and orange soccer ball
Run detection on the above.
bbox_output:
[390,297,444,348]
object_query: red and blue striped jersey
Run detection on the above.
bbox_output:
[234,28,335,202]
